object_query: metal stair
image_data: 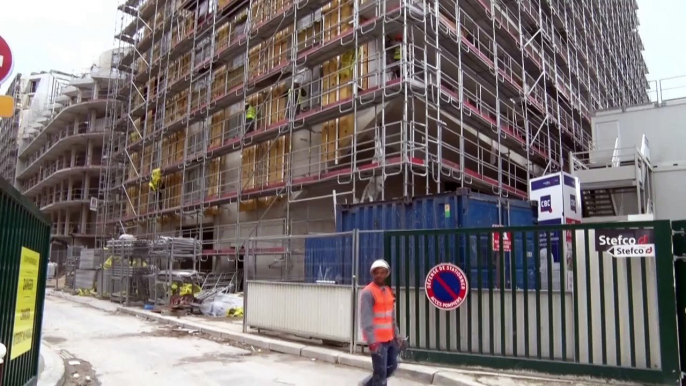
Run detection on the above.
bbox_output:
[582,189,617,217]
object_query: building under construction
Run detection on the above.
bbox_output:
[99,0,648,258]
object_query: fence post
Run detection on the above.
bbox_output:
[654,220,681,383]
[243,238,251,334]
[0,342,5,386]
[350,229,360,354]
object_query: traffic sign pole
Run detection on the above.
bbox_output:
[0,36,14,119]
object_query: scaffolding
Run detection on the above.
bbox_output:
[0,75,22,184]
[98,0,648,276]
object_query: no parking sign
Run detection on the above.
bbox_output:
[425,263,469,310]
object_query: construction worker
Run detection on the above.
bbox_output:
[359,259,405,386]
[245,102,256,134]
[386,35,402,80]
[286,82,306,118]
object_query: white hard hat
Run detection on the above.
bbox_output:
[370,259,390,273]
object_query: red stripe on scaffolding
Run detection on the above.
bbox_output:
[439,85,548,161]
[202,246,286,256]
[441,159,527,199]
[111,157,406,224]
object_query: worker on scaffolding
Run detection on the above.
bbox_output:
[286,82,307,119]
[386,35,402,80]
[359,259,406,386]
[245,102,256,134]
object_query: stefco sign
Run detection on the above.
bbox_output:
[595,229,655,258]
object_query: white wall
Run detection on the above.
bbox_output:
[593,99,686,164]
[592,99,686,220]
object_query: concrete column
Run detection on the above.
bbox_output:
[87,140,93,165]
[91,109,97,129]
[68,177,74,200]
[81,204,88,233]
[57,210,62,235]
[71,148,77,167]
[65,211,71,235]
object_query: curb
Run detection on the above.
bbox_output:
[37,343,65,386]
[49,291,482,385]
[116,306,478,385]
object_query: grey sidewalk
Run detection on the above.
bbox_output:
[46,290,611,386]
[37,342,65,386]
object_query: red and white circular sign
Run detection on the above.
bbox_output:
[0,36,13,85]
[425,263,469,311]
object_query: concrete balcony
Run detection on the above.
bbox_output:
[38,188,99,212]
[19,97,110,158]
[51,222,102,240]
[21,157,105,197]
[18,121,106,179]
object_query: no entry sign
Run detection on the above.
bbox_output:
[425,263,469,310]
[0,36,13,85]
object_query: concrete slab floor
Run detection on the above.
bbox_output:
[43,296,428,386]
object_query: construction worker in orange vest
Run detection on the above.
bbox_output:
[359,259,406,386]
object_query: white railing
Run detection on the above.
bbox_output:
[571,136,651,173]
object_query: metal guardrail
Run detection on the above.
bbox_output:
[0,177,51,386]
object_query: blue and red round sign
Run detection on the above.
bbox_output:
[425,263,469,310]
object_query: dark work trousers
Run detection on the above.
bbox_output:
[245,117,254,134]
[362,341,398,386]
[286,96,301,119]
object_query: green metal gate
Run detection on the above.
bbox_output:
[0,177,51,386]
[384,221,680,385]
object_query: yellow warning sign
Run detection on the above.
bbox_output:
[0,96,14,118]
[11,247,41,360]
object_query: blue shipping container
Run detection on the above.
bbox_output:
[305,189,539,288]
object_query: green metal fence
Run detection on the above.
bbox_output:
[0,177,51,386]
[384,220,680,385]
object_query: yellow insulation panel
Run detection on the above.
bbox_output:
[218,0,233,9]
[240,135,290,211]
[141,145,152,175]
[321,114,354,162]
[205,157,222,198]
[212,65,227,100]
[140,184,150,213]
[126,187,139,216]
[210,110,225,147]
[248,27,292,80]
[252,0,292,26]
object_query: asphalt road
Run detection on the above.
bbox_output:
[42,296,429,386]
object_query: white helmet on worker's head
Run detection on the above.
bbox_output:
[370,259,390,274]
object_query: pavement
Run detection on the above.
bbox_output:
[45,290,612,386]
[37,342,65,386]
[42,294,429,386]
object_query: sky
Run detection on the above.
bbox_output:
[0,0,119,91]
[0,0,684,96]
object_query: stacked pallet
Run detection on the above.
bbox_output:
[74,248,104,293]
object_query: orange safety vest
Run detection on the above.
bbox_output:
[365,283,395,343]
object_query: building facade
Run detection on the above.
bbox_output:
[0,71,75,185]
[0,74,22,183]
[14,51,120,248]
[99,0,648,258]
